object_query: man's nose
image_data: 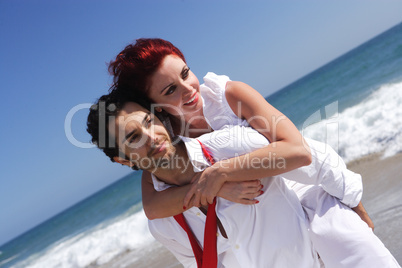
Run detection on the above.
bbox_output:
[145,130,158,146]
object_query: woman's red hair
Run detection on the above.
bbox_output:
[109,38,186,98]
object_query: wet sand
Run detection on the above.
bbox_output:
[348,153,402,263]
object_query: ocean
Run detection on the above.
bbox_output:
[1,22,402,267]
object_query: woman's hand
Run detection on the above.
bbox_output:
[217,180,263,205]
[183,166,225,207]
[183,166,263,208]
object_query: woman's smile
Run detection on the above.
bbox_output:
[183,92,199,106]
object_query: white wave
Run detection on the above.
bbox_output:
[301,81,402,163]
[12,210,154,268]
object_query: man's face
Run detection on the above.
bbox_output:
[111,102,176,171]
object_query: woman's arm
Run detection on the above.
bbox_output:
[225,81,312,175]
[228,82,374,228]
[184,81,312,206]
[142,170,263,220]
[142,171,189,220]
[182,80,374,228]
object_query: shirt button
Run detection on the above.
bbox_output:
[196,212,201,216]
[235,244,240,249]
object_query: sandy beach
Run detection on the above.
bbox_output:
[98,241,182,268]
[108,153,402,268]
[348,153,402,263]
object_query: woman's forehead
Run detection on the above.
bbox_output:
[148,55,186,90]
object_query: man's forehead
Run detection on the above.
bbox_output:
[121,102,149,117]
[114,102,149,134]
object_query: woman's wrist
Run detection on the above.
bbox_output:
[209,162,229,184]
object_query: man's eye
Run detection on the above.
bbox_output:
[128,135,138,144]
[165,85,176,96]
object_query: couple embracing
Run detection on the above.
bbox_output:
[87,38,399,268]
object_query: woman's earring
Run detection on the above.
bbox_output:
[155,107,162,113]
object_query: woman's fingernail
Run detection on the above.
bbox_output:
[183,206,187,210]
[255,200,259,204]
[260,190,264,195]
[260,185,264,189]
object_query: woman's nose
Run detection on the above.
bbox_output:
[180,81,193,97]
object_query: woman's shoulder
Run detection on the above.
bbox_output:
[201,72,231,93]
[201,72,249,130]
[200,72,232,109]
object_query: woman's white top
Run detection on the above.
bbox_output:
[200,72,362,207]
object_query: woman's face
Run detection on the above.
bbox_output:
[147,55,203,122]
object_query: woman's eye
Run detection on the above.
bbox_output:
[182,67,190,79]
[165,85,176,96]
[147,118,153,126]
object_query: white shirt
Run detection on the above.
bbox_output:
[196,73,400,268]
[149,126,320,268]
[200,72,362,207]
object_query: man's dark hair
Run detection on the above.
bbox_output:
[87,90,127,163]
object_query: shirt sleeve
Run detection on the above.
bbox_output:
[281,138,362,207]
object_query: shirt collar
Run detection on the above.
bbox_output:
[151,136,210,191]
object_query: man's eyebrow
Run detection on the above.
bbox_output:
[142,112,151,124]
[123,130,136,143]
[122,112,150,142]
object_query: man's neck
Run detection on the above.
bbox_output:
[150,141,195,186]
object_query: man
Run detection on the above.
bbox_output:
[87,93,400,268]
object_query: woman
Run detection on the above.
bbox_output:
[107,38,398,267]
[109,38,364,215]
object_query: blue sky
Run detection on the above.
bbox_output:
[0,0,401,246]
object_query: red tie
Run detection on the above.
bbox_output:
[173,140,218,268]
